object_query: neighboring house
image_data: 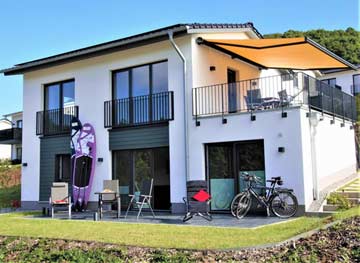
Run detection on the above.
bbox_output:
[0,23,357,214]
[319,66,360,96]
[0,111,23,162]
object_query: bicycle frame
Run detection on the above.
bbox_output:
[244,179,278,209]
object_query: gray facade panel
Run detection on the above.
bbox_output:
[39,136,70,201]
[109,125,169,150]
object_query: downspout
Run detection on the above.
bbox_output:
[168,30,190,183]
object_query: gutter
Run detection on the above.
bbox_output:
[168,29,190,182]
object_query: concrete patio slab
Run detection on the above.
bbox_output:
[31,210,294,229]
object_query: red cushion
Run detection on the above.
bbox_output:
[54,200,67,204]
[192,189,211,202]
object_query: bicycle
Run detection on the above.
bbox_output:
[230,172,298,219]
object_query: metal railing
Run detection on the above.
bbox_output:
[104,91,174,128]
[193,73,356,122]
[36,105,79,136]
[0,128,22,142]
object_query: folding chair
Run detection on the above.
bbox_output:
[125,178,155,220]
[183,180,212,222]
[49,182,71,219]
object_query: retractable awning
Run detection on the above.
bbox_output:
[196,37,356,70]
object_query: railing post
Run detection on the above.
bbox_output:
[221,84,227,124]
[194,88,199,126]
[342,93,345,124]
[331,83,335,123]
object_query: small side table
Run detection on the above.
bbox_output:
[95,191,121,219]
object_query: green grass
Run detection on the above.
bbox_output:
[0,185,20,208]
[0,207,358,250]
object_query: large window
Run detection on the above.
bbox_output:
[55,154,71,183]
[112,61,168,125]
[45,80,75,110]
[112,147,170,210]
[206,140,265,211]
[353,74,360,95]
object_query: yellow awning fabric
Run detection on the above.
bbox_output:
[197,37,356,70]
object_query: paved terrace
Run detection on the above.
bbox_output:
[30,210,294,228]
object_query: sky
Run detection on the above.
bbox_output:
[0,0,359,117]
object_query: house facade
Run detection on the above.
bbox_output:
[0,111,22,162]
[1,23,357,214]
[319,66,360,96]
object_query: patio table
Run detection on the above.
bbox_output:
[95,191,121,219]
[261,97,280,109]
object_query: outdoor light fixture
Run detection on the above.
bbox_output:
[222,118,227,124]
[330,119,335,124]
[278,147,285,153]
[340,123,345,127]
[97,158,103,162]
[281,112,287,118]
[22,163,28,167]
[350,125,354,130]
[251,115,256,121]
[209,66,216,71]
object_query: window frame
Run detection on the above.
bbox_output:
[55,154,71,183]
[353,74,360,95]
[111,60,168,100]
[44,79,75,111]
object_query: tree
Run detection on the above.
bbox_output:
[264,28,360,64]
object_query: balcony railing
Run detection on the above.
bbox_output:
[36,106,79,136]
[193,73,356,122]
[0,128,22,143]
[104,91,174,128]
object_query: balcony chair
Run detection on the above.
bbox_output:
[98,180,121,219]
[125,178,155,220]
[183,180,212,222]
[244,89,263,111]
[49,182,71,219]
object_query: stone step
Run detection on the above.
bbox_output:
[336,191,360,198]
[347,198,360,204]
[323,204,338,212]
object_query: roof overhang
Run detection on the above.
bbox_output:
[197,37,357,70]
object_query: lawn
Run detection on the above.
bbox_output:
[0,207,358,250]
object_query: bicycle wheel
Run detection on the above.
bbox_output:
[236,193,252,219]
[230,192,246,217]
[270,191,298,218]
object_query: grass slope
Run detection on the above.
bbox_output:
[0,207,358,250]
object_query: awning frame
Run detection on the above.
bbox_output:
[196,37,357,70]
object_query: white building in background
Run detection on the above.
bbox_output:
[0,111,22,162]
[319,66,360,95]
[0,23,357,214]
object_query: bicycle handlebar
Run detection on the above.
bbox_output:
[240,172,262,183]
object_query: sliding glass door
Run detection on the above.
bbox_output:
[113,147,170,210]
[207,140,265,212]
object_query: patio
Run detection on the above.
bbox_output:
[33,210,293,228]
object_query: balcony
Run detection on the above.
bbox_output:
[36,106,79,136]
[192,73,356,123]
[104,91,174,128]
[0,128,22,144]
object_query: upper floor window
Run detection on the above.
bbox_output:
[112,61,168,100]
[45,79,75,110]
[353,74,360,95]
[16,120,22,128]
[321,78,341,90]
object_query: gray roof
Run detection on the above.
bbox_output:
[1,23,261,75]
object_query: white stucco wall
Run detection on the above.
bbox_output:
[21,36,190,204]
[319,69,360,95]
[299,110,356,208]
[0,120,11,160]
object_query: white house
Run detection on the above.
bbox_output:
[1,23,357,214]
[0,111,22,162]
[319,66,360,95]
